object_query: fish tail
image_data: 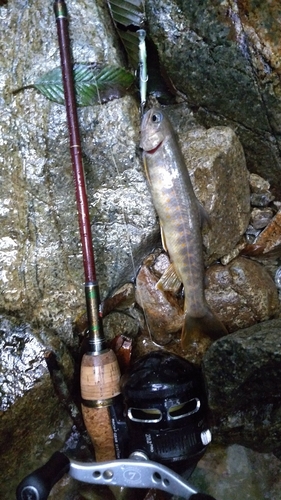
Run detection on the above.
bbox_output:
[181,306,227,351]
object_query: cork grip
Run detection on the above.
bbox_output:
[81,405,116,461]
[80,349,121,461]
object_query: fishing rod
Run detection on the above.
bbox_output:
[53,0,121,462]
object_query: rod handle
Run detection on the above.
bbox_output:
[80,349,121,461]
[81,405,116,461]
[16,451,70,500]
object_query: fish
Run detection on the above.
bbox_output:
[140,107,227,350]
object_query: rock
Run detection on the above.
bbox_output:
[191,443,281,500]
[0,314,75,411]
[250,191,275,207]
[178,125,250,264]
[203,318,281,454]
[135,260,184,345]
[0,367,74,500]
[103,311,139,341]
[205,257,280,333]
[250,207,273,230]
[249,173,271,194]
[134,253,279,363]
[242,209,281,257]
[145,0,281,196]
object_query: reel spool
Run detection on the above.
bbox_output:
[118,351,212,475]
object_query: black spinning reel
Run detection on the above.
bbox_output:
[112,351,211,473]
[16,351,216,500]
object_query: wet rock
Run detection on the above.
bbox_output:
[0,372,74,500]
[145,0,281,196]
[242,209,281,258]
[135,261,184,345]
[191,444,281,500]
[0,313,92,500]
[250,207,273,230]
[135,251,280,360]
[249,173,271,194]
[203,318,281,454]
[205,257,280,333]
[177,124,250,264]
[103,311,139,341]
[250,191,275,207]
[0,314,75,411]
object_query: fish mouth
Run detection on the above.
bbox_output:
[146,140,163,154]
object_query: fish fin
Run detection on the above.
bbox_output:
[156,263,182,293]
[143,155,151,185]
[197,200,211,229]
[181,306,227,351]
[160,223,168,252]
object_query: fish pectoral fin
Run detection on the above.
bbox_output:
[143,155,151,185]
[160,223,168,252]
[197,200,211,229]
[156,263,182,293]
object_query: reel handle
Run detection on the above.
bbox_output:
[16,451,69,500]
[16,453,218,500]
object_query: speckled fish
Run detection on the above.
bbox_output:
[140,107,227,349]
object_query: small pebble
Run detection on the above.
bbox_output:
[250,192,275,207]
[245,224,261,244]
[249,173,270,193]
[220,242,245,265]
[250,207,273,230]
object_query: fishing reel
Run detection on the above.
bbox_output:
[16,352,216,500]
[112,351,211,475]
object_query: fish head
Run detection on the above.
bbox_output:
[140,107,169,153]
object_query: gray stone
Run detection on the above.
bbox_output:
[178,125,250,264]
[190,444,281,500]
[203,318,281,454]
[205,257,280,333]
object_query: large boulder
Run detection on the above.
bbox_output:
[203,318,281,455]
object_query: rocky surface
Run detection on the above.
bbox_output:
[145,0,281,197]
[205,256,280,333]
[178,124,250,265]
[203,318,281,455]
[191,443,281,500]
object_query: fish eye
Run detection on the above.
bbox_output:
[151,112,163,123]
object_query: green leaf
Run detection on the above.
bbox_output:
[107,0,145,70]
[107,0,145,28]
[33,63,134,106]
